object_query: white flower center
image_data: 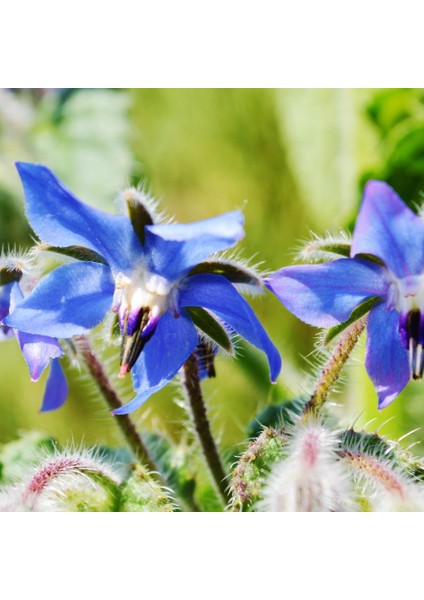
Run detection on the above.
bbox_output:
[112,268,174,376]
[113,269,172,324]
[389,274,424,314]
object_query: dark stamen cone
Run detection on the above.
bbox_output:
[119,308,156,377]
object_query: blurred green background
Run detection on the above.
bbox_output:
[1,88,424,454]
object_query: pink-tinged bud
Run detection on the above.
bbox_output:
[259,420,353,512]
[0,449,121,512]
[345,453,424,512]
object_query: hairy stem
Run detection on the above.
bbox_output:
[304,316,367,415]
[342,453,406,499]
[75,335,161,477]
[182,353,230,507]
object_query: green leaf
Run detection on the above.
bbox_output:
[188,260,261,286]
[0,432,56,484]
[324,296,379,345]
[186,306,232,352]
[246,397,307,438]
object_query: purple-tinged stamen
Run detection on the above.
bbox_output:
[399,310,424,379]
[119,309,160,377]
[113,270,172,377]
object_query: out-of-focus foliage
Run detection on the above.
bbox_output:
[1,88,424,462]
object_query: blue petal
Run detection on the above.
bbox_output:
[365,302,410,409]
[179,273,281,382]
[351,180,424,278]
[5,262,114,338]
[16,329,63,382]
[40,359,69,412]
[144,210,244,280]
[8,283,63,380]
[0,282,14,340]
[113,310,198,414]
[265,258,388,328]
[16,163,144,272]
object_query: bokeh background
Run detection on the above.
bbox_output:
[1,88,424,455]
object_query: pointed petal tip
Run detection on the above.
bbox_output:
[377,386,406,410]
[378,394,397,410]
[364,179,394,195]
[15,161,48,178]
[39,360,68,412]
[39,405,55,414]
[112,406,130,416]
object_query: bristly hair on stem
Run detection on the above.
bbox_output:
[74,335,165,482]
[303,316,367,416]
[182,352,231,507]
[294,230,352,264]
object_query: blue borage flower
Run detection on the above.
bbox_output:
[266,180,424,409]
[0,266,68,411]
[6,163,281,414]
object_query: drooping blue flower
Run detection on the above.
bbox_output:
[6,163,281,414]
[0,273,68,412]
[265,180,424,409]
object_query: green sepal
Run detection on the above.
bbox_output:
[0,268,22,285]
[188,260,261,286]
[324,296,380,344]
[125,198,153,245]
[186,306,232,352]
[41,245,108,265]
[309,241,351,258]
[339,429,397,463]
[301,239,351,262]
[354,253,385,266]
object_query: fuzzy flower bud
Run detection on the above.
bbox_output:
[259,420,353,512]
[341,430,424,512]
[0,448,121,512]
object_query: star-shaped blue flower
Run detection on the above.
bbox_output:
[1,275,68,411]
[266,180,424,409]
[6,163,281,414]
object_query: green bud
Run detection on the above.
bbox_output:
[230,428,286,511]
[118,465,175,512]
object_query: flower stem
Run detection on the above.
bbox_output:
[304,316,367,415]
[75,335,161,477]
[182,353,230,507]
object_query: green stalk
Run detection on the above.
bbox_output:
[75,335,163,479]
[182,353,230,507]
[304,316,367,415]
